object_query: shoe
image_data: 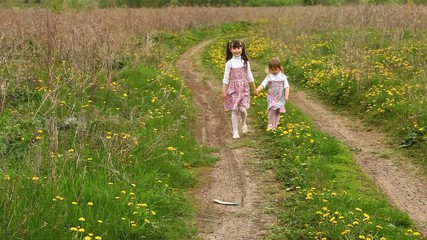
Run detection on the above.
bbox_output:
[242,124,248,134]
[232,133,240,139]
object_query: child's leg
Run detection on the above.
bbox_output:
[238,106,247,125]
[267,110,274,129]
[273,110,281,129]
[238,106,248,133]
[231,110,240,138]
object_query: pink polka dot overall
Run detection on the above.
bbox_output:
[224,66,250,111]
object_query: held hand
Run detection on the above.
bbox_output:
[253,89,259,96]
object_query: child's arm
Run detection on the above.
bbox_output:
[222,84,228,100]
[250,81,258,96]
[284,87,290,101]
[255,76,268,95]
[255,85,263,95]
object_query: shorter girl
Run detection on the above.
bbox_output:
[255,57,290,130]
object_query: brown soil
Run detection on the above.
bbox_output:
[176,40,427,239]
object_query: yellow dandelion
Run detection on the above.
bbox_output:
[87,202,94,206]
[166,146,176,151]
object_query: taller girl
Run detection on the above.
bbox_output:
[222,39,257,139]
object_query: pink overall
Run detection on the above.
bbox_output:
[224,66,250,111]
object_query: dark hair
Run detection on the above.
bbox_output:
[268,57,283,71]
[225,39,249,67]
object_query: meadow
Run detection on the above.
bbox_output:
[1,5,426,240]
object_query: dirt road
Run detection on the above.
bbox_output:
[176,40,427,238]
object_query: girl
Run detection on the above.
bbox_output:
[222,39,257,139]
[255,57,290,130]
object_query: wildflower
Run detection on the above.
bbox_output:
[4,175,11,180]
[32,176,39,181]
[70,227,78,231]
[79,217,86,222]
[166,146,176,151]
[87,202,94,206]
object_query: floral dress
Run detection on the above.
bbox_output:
[224,66,250,111]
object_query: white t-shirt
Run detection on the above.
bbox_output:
[222,56,255,85]
[260,73,289,89]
